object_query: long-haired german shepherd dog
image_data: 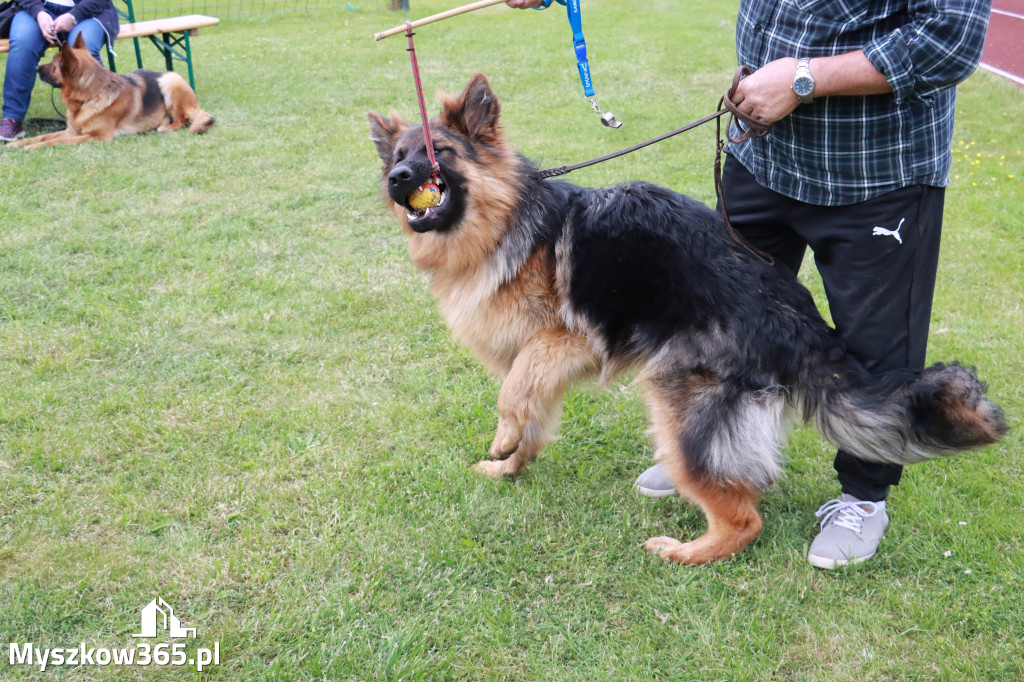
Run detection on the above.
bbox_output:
[368,74,1007,564]
[9,34,214,151]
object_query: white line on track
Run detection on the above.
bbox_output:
[979,62,1024,86]
[991,8,1024,20]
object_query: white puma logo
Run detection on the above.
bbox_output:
[872,218,905,244]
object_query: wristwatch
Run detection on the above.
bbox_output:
[792,58,815,104]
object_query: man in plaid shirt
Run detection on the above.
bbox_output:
[509,0,991,568]
[637,0,991,568]
[728,0,992,205]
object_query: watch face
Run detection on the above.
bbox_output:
[793,76,814,98]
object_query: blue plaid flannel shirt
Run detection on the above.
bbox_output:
[729,0,991,206]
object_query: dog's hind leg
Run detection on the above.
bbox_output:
[640,373,774,564]
[475,327,599,479]
[642,470,762,565]
[157,73,215,134]
[8,130,72,148]
[157,116,186,133]
[21,133,93,150]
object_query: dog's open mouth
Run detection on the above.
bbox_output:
[405,178,449,223]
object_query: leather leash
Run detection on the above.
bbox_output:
[715,66,774,265]
[541,66,775,265]
[538,109,729,179]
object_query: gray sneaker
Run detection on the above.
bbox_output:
[633,463,676,498]
[807,493,889,569]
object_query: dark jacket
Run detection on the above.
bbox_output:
[16,0,120,50]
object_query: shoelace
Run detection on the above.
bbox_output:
[815,498,881,534]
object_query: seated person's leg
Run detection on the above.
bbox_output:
[66,17,109,62]
[3,11,51,122]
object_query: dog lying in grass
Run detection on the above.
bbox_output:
[9,34,214,150]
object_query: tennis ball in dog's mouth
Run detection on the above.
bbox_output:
[407,182,442,210]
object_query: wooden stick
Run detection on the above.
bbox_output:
[374,0,507,41]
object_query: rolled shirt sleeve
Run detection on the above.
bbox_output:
[863,0,992,105]
[732,0,994,205]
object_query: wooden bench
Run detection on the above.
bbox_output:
[0,0,218,90]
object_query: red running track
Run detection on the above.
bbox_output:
[981,0,1024,86]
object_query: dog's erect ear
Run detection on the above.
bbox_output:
[368,109,408,164]
[57,38,82,79]
[438,73,501,144]
[73,32,87,50]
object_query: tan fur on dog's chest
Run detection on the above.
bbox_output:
[431,250,567,375]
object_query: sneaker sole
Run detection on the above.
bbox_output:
[807,550,875,570]
[633,483,677,499]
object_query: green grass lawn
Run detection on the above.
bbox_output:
[1,1,1022,679]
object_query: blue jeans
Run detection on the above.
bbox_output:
[2,4,107,121]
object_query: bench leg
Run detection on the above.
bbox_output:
[135,30,198,91]
[147,31,197,90]
[107,37,145,73]
[162,32,174,72]
[183,30,195,90]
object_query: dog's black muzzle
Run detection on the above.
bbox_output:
[387,157,433,204]
[384,139,464,234]
[37,65,61,89]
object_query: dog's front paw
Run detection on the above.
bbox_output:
[474,459,515,479]
[489,420,523,461]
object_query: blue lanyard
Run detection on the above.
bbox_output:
[539,0,595,98]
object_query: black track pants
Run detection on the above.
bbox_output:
[721,155,946,501]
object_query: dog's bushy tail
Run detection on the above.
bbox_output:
[802,361,1007,465]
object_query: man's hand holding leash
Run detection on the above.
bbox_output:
[732,52,892,124]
